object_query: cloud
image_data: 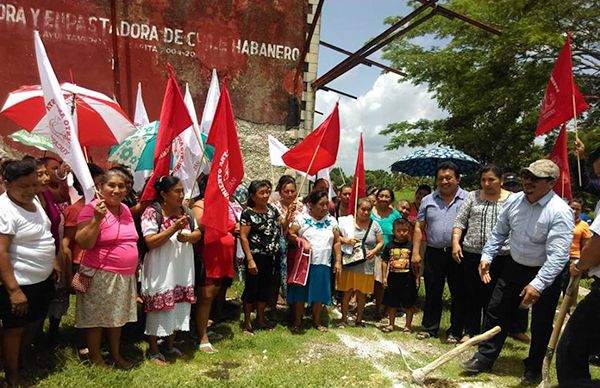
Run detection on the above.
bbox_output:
[314,72,446,174]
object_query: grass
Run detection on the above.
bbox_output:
[11,280,600,387]
[395,189,415,203]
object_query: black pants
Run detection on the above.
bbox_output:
[461,253,529,336]
[510,302,529,334]
[556,281,600,385]
[474,258,562,375]
[461,253,507,336]
[422,246,464,337]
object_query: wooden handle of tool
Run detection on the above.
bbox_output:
[548,275,580,349]
[412,326,501,384]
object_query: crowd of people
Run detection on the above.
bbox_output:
[0,145,599,386]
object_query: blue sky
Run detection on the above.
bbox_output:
[314,1,446,174]
[317,0,412,96]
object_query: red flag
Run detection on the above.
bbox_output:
[140,64,193,201]
[536,32,589,136]
[282,102,340,175]
[549,124,572,200]
[348,133,366,215]
[201,78,244,234]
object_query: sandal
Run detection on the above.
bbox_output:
[198,343,218,353]
[163,346,184,358]
[416,332,432,340]
[242,325,255,336]
[354,321,366,328]
[208,330,223,341]
[112,358,134,370]
[382,325,394,333]
[446,335,460,344]
[314,325,328,332]
[289,325,302,333]
[337,320,348,329]
[401,327,412,333]
[146,352,167,365]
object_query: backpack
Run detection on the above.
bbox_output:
[137,202,196,260]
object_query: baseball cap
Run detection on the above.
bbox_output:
[521,159,559,179]
[502,172,519,185]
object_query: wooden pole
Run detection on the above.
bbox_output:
[338,165,346,185]
[270,162,275,185]
[409,326,501,385]
[82,147,90,163]
[538,275,580,388]
[187,123,212,200]
[353,175,359,216]
[572,92,582,186]
[295,142,321,200]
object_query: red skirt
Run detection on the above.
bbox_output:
[201,228,235,279]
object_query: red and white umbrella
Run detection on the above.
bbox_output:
[1,83,136,146]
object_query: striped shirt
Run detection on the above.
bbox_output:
[453,190,511,255]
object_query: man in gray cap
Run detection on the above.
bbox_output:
[462,159,574,385]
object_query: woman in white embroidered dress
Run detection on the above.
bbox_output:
[141,176,201,364]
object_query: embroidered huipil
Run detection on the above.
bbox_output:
[140,206,195,312]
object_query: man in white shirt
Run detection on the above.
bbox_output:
[461,159,574,386]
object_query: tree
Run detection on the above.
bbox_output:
[380,0,599,172]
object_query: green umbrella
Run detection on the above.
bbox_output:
[8,129,55,152]
[108,121,213,171]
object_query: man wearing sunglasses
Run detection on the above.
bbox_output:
[462,159,574,386]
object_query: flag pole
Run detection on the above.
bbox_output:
[569,32,582,186]
[293,100,339,202]
[270,162,275,186]
[571,94,582,186]
[69,92,90,163]
[338,165,346,185]
[295,142,322,200]
[354,174,359,216]
[187,122,212,200]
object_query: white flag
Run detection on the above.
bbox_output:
[134,82,149,126]
[267,134,333,198]
[199,69,220,134]
[268,135,289,166]
[173,70,219,197]
[33,31,95,203]
[173,83,210,197]
[315,167,336,200]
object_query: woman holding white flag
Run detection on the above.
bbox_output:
[75,170,139,369]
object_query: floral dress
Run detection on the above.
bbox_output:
[240,204,281,257]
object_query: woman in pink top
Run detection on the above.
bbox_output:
[75,170,139,369]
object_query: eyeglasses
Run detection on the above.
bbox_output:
[520,173,551,183]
